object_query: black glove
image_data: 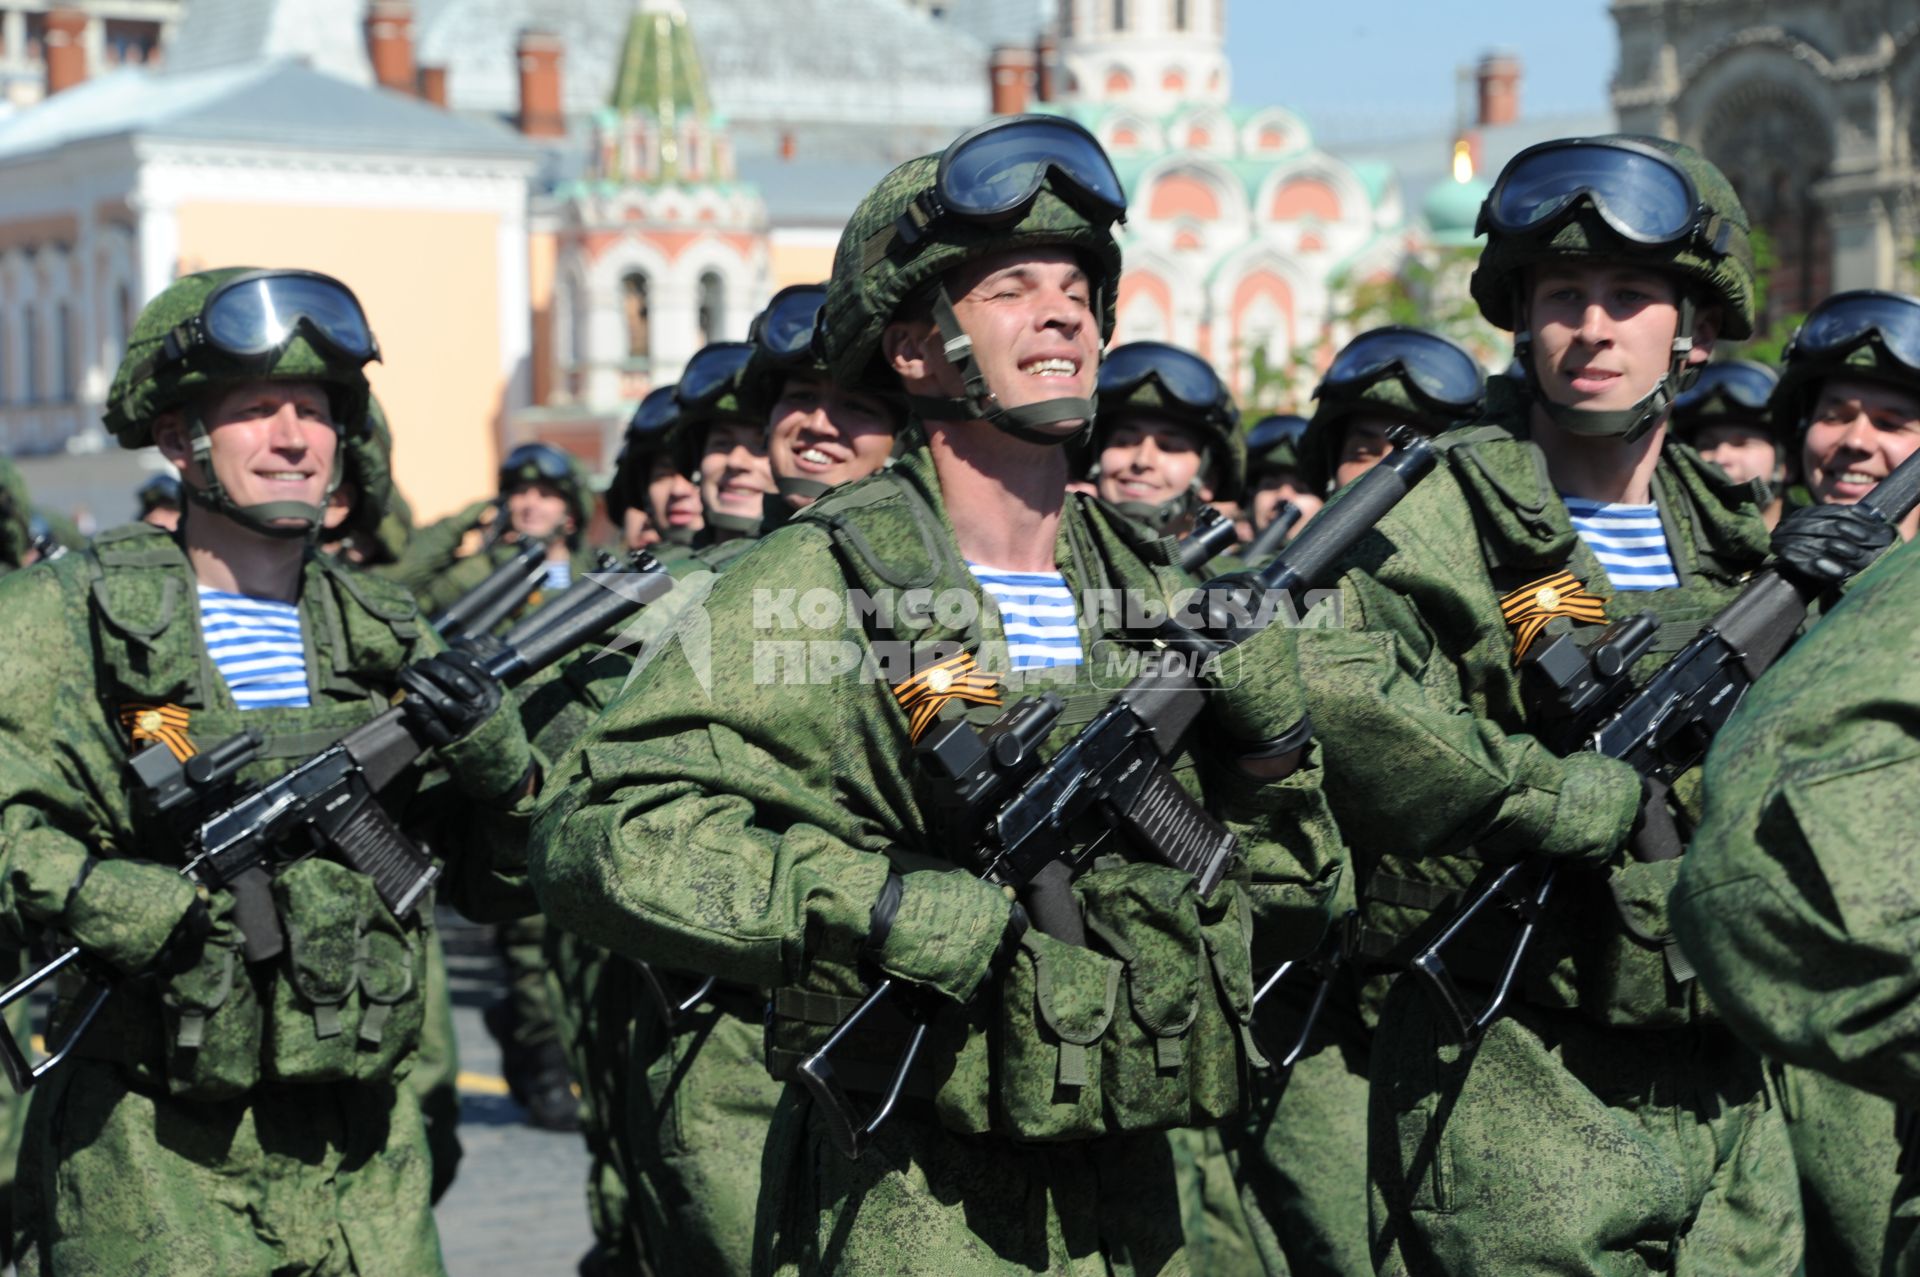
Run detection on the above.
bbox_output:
[397,648,505,747]
[150,894,214,977]
[1770,502,1894,590]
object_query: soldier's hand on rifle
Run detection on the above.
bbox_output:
[1770,502,1895,590]
[398,649,503,746]
[1206,621,1312,778]
[398,650,537,804]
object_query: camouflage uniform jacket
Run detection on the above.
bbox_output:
[1676,534,1920,1104]
[532,440,1343,1139]
[0,457,27,572]
[0,521,519,1096]
[1299,376,1771,1029]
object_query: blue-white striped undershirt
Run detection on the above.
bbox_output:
[543,559,571,592]
[967,563,1083,669]
[1562,496,1679,591]
[198,587,312,710]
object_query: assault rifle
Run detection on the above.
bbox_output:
[0,553,673,1092]
[1413,448,1920,1043]
[429,538,547,642]
[799,429,1438,1158]
[1240,500,1303,565]
[1176,504,1241,572]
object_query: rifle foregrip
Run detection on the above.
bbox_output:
[1860,445,1920,526]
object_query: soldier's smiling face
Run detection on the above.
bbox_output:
[698,419,774,518]
[888,247,1101,435]
[1096,414,1207,506]
[1802,377,1920,526]
[644,453,703,535]
[156,379,340,528]
[766,371,897,500]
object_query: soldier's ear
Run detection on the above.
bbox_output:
[883,319,936,384]
[151,413,192,470]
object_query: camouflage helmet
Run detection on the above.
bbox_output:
[1303,326,1486,491]
[104,268,377,448]
[1472,136,1754,340]
[498,441,594,535]
[0,456,28,570]
[1243,414,1309,490]
[1770,290,1920,444]
[135,472,182,516]
[818,115,1126,442]
[675,343,766,538]
[1092,342,1245,506]
[607,384,682,523]
[1670,359,1780,442]
[739,284,831,423]
[326,394,406,561]
[102,268,378,539]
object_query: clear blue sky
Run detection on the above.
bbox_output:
[1224,1,1617,140]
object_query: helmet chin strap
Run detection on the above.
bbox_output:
[180,409,336,541]
[1517,290,1700,446]
[774,473,832,503]
[903,285,1097,448]
[703,504,764,539]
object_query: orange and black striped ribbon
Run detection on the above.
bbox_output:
[892,651,1002,744]
[118,702,197,762]
[1499,570,1609,664]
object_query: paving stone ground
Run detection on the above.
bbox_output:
[434,913,596,1277]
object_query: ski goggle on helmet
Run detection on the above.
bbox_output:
[1317,327,1483,417]
[1097,342,1232,423]
[890,114,1128,250]
[753,285,828,367]
[1784,291,1920,376]
[1479,136,1731,255]
[153,270,380,372]
[1672,360,1778,417]
[676,342,756,410]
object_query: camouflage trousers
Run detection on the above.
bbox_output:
[1168,1124,1264,1272]
[755,1089,1191,1276]
[16,1060,443,1276]
[410,930,462,1204]
[1368,979,1802,1275]
[627,988,782,1277]
[496,913,561,1048]
[1777,1062,1914,1276]
[548,927,646,1274]
[1222,969,1372,1276]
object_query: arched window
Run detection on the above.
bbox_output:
[621,272,651,360]
[1111,0,1126,32]
[697,271,725,346]
[1173,0,1189,30]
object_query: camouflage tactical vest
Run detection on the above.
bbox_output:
[763,445,1270,1141]
[1351,407,1769,1030]
[64,522,433,1099]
